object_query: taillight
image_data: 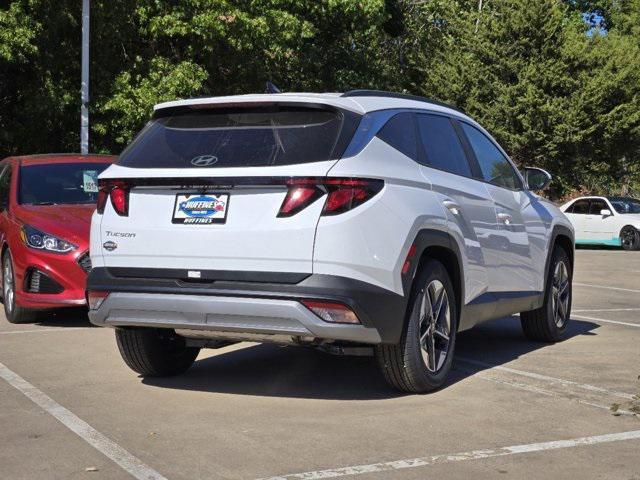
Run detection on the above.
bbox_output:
[322,178,383,216]
[301,299,360,324]
[277,178,383,217]
[277,179,324,218]
[110,182,130,216]
[96,180,130,216]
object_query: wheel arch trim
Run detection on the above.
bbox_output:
[543,224,575,296]
[402,228,465,332]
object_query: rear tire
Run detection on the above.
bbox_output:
[2,251,37,324]
[115,328,200,376]
[521,245,572,342]
[620,226,640,251]
[376,259,457,393]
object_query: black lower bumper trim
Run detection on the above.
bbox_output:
[87,267,408,344]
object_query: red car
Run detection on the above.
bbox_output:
[0,154,116,323]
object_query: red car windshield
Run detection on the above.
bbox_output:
[18,163,112,206]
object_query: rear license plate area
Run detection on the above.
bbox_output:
[172,193,229,224]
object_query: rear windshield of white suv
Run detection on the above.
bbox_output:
[118,105,361,168]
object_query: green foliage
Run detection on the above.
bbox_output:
[1,0,639,198]
[94,59,208,148]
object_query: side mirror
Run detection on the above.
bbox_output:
[523,167,552,191]
[600,209,613,217]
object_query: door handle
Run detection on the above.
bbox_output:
[443,200,461,216]
[497,212,512,225]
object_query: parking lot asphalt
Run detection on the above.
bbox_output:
[0,249,639,480]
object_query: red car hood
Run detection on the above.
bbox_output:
[15,204,95,250]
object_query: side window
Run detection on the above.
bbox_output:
[0,164,11,211]
[416,114,472,177]
[589,199,608,215]
[376,113,418,161]
[460,123,522,190]
[570,199,590,214]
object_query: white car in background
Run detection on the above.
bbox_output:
[560,196,640,251]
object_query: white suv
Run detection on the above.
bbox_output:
[88,90,575,393]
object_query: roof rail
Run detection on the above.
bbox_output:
[341,89,465,114]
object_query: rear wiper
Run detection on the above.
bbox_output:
[31,202,58,206]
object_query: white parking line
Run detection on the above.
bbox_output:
[572,314,640,328]
[258,429,640,480]
[460,368,636,416]
[0,361,167,480]
[0,327,88,335]
[573,308,640,313]
[574,282,640,294]
[456,356,634,400]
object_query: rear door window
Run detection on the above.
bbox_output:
[589,199,608,215]
[118,106,360,168]
[376,113,418,161]
[416,114,472,177]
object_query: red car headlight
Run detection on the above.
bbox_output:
[20,225,76,254]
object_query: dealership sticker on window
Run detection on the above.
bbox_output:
[83,171,99,193]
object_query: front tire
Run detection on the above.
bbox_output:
[376,259,457,393]
[620,226,640,251]
[521,245,572,342]
[115,328,200,377]
[2,251,36,324]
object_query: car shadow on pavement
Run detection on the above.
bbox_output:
[32,307,93,328]
[451,315,600,379]
[141,315,600,400]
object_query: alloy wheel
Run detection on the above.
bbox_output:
[418,279,451,372]
[3,257,14,314]
[551,260,570,328]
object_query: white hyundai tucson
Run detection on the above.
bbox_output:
[88,90,575,393]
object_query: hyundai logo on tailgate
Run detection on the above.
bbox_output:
[190,155,218,167]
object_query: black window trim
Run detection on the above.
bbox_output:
[455,119,525,192]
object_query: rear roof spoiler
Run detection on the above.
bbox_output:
[154,94,366,115]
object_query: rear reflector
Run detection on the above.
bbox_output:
[402,244,417,275]
[301,299,360,324]
[278,178,383,217]
[87,290,110,310]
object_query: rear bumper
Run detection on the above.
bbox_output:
[86,267,408,344]
[89,292,382,344]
